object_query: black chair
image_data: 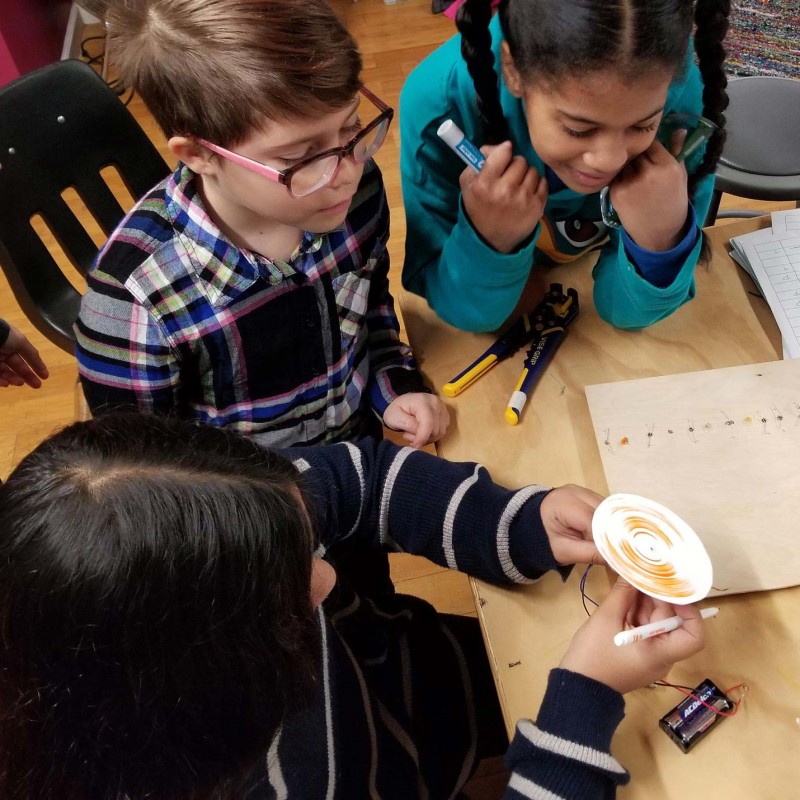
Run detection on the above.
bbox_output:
[706,76,800,224]
[0,59,170,353]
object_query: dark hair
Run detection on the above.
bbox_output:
[104,0,363,145]
[457,0,730,186]
[0,414,320,800]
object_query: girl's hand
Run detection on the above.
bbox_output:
[460,141,548,254]
[383,393,450,449]
[609,134,690,252]
[539,484,605,566]
[559,578,706,695]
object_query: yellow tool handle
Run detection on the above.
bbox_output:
[442,354,498,397]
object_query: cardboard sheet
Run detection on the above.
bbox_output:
[586,358,800,596]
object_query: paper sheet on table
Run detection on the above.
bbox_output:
[587,358,800,597]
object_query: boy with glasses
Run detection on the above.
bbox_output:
[76,0,449,452]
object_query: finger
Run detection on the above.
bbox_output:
[479,141,514,180]
[627,591,656,628]
[596,577,640,622]
[648,599,677,624]
[411,413,435,449]
[0,362,25,387]
[559,538,601,566]
[459,164,479,193]
[385,407,416,433]
[671,127,688,158]
[522,168,540,196]
[654,607,706,662]
[643,136,673,164]
[502,155,531,187]
[15,339,49,380]
[589,549,608,567]
[534,171,549,202]
[5,354,42,388]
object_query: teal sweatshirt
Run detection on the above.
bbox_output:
[400,17,714,332]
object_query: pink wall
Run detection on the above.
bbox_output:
[0,0,72,87]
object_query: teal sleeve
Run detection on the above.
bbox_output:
[592,171,714,330]
[400,79,538,333]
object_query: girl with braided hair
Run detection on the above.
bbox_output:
[400,0,730,332]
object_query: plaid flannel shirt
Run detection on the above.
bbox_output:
[75,161,426,447]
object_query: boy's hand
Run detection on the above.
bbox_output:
[0,325,49,389]
[609,133,690,252]
[559,578,706,695]
[384,393,450,449]
[460,141,548,254]
[539,484,604,566]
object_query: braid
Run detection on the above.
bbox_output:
[691,0,730,189]
[456,0,509,144]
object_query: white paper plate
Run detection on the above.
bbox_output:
[592,493,713,604]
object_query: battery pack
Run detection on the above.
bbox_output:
[659,678,733,753]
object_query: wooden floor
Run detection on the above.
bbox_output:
[0,0,793,623]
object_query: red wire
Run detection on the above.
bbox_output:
[657,680,746,717]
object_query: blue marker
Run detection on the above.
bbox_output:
[437,119,486,172]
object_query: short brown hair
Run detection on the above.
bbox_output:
[105,0,363,145]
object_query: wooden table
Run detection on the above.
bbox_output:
[400,218,800,798]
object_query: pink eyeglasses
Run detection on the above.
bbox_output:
[197,87,394,198]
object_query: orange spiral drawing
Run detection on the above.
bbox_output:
[592,494,713,604]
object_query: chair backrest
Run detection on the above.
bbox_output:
[0,59,170,352]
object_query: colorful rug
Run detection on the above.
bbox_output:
[725,0,800,79]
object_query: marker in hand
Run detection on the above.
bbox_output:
[437,120,486,172]
[614,606,719,647]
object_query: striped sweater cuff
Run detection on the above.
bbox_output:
[506,489,571,583]
[505,670,629,799]
[535,669,626,756]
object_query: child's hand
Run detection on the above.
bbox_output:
[383,393,450,448]
[539,484,605,566]
[608,134,690,252]
[460,141,548,254]
[559,578,706,695]
[0,324,49,389]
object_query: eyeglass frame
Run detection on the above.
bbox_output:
[196,86,394,197]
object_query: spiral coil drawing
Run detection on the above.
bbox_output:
[592,494,713,604]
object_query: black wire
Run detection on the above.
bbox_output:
[80,34,106,67]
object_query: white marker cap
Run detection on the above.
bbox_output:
[437,119,465,148]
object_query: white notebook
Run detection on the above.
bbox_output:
[729,209,800,359]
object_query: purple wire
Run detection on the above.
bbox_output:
[579,564,599,616]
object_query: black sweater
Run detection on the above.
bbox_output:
[248,438,630,798]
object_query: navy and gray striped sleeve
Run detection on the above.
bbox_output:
[504,669,629,799]
[291,438,566,584]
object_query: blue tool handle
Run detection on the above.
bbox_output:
[505,328,566,425]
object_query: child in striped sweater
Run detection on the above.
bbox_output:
[0,414,705,799]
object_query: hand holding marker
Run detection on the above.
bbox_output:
[614,606,718,647]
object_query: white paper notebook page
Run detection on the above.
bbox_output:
[742,232,800,358]
[770,209,800,237]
